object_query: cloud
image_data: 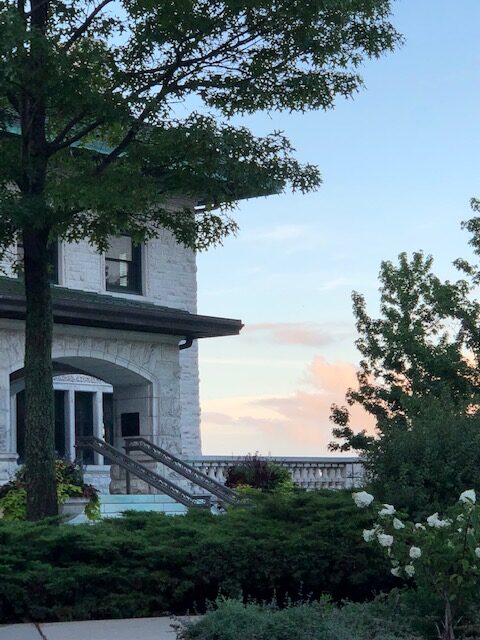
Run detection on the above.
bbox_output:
[243,322,352,348]
[201,356,375,456]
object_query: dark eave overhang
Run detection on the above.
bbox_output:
[0,280,242,340]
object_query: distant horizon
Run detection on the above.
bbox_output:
[196,0,480,456]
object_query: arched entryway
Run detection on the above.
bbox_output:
[10,355,157,492]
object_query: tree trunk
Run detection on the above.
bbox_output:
[23,228,58,520]
[440,596,455,640]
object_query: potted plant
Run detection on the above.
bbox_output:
[0,459,100,521]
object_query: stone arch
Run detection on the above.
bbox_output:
[0,326,183,487]
[9,355,156,472]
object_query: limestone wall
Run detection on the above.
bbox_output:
[0,227,202,458]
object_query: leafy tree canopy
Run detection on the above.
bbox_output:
[0,0,400,250]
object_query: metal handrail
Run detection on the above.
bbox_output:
[76,436,211,509]
[124,436,243,506]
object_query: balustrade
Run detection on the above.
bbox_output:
[188,456,365,491]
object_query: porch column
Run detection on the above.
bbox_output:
[93,391,104,465]
[0,371,16,483]
[67,389,75,462]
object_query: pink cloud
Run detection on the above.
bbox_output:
[201,356,375,456]
[243,322,352,347]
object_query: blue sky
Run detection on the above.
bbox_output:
[196,1,480,456]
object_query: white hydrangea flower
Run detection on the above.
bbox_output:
[391,567,401,577]
[353,491,374,508]
[377,533,394,547]
[393,517,405,530]
[459,489,476,504]
[378,504,396,517]
[415,523,426,531]
[404,564,415,578]
[362,528,376,542]
[409,546,421,560]
[475,547,480,559]
[426,512,451,528]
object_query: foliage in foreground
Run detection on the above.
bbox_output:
[0,490,393,623]
[0,460,99,521]
[177,597,424,640]
[354,489,480,640]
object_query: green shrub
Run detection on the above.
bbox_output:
[225,455,293,491]
[0,460,100,521]
[178,597,422,640]
[0,490,393,623]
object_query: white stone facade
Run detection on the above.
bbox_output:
[0,228,203,490]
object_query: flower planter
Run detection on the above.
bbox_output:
[60,496,89,522]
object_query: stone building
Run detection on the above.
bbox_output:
[0,228,241,493]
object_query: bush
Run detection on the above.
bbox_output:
[0,490,393,623]
[365,398,480,520]
[224,455,293,491]
[0,460,100,521]
[178,597,422,640]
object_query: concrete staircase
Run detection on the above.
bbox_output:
[70,494,188,524]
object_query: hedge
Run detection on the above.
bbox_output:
[0,490,395,623]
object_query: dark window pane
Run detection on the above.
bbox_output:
[105,235,142,294]
[75,392,94,465]
[54,390,66,458]
[16,390,25,464]
[121,412,140,437]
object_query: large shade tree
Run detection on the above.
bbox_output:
[0,0,400,519]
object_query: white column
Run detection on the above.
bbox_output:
[67,389,75,461]
[93,391,104,465]
[9,394,16,453]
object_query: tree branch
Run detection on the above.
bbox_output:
[47,118,105,154]
[47,111,87,148]
[63,0,114,50]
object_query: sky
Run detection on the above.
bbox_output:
[195,1,480,457]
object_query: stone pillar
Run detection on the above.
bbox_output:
[93,391,104,465]
[66,389,75,462]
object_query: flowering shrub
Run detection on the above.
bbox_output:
[352,489,480,640]
[0,460,100,521]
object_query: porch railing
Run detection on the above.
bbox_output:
[188,456,365,490]
[124,437,244,506]
[76,436,212,509]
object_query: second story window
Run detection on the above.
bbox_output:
[17,240,59,284]
[105,235,142,294]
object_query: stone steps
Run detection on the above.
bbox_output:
[69,494,188,524]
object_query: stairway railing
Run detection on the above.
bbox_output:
[76,436,211,509]
[124,436,243,506]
